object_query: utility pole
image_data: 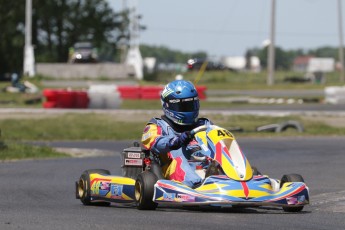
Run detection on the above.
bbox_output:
[119,0,128,63]
[338,0,345,83]
[125,0,143,80]
[267,0,276,86]
[23,0,35,77]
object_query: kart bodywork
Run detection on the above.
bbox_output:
[76,125,309,212]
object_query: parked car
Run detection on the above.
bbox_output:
[187,58,226,71]
[69,42,98,63]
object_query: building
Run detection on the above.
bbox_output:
[220,56,261,72]
[293,56,335,73]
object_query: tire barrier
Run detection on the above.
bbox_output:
[88,85,122,109]
[256,120,304,133]
[42,85,207,109]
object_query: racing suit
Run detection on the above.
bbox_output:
[141,115,212,187]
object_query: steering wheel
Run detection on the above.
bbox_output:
[190,125,208,136]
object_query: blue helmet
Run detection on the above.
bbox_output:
[161,80,200,125]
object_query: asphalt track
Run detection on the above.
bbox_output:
[1,137,345,230]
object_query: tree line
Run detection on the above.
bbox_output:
[0,0,129,74]
[0,0,342,75]
[141,45,342,70]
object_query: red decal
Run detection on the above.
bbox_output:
[169,157,186,183]
[215,142,222,165]
[157,126,162,135]
[241,181,249,199]
[223,145,232,160]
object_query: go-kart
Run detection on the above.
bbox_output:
[76,125,309,212]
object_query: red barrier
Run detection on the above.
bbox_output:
[43,89,89,109]
[43,89,58,102]
[43,101,57,108]
[140,86,163,99]
[196,86,207,100]
[57,91,74,108]
[74,91,89,108]
[117,86,141,99]
[117,85,207,100]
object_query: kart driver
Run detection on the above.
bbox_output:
[141,80,212,188]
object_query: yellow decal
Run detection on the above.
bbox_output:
[207,127,234,143]
[141,124,161,149]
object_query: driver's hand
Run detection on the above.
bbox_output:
[169,131,192,150]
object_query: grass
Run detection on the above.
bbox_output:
[0,113,344,141]
[0,112,344,160]
[0,113,145,141]
[0,141,69,161]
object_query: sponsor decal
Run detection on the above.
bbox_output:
[100,182,110,190]
[111,184,123,198]
[182,98,193,102]
[297,195,306,203]
[169,99,180,103]
[143,125,150,133]
[124,158,143,166]
[286,196,298,205]
[141,132,152,141]
[91,181,110,196]
[127,152,141,159]
[162,86,173,98]
[176,194,195,202]
[163,193,175,201]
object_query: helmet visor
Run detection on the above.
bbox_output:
[167,97,199,112]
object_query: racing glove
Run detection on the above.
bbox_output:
[168,131,192,150]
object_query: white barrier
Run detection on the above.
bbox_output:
[88,85,122,109]
[324,86,345,104]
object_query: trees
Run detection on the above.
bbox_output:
[33,0,127,63]
[0,1,25,73]
[0,0,128,74]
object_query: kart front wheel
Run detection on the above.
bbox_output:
[280,174,305,212]
[77,169,111,206]
[135,171,158,210]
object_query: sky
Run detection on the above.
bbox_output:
[109,0,344,58]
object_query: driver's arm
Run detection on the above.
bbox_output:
[141,123,171,155]
[141,123,191,154]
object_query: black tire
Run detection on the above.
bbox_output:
[280,174,305,212]
[77,169,111,206]
[252,166,261,176]
[135,171,158,210]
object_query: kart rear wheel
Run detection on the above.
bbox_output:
[77,169,111,206]
[280,174,305,212]
[135,171,158,210]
